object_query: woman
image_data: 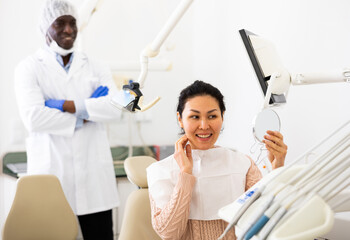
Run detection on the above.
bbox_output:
[147,80,287,240]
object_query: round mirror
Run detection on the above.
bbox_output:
[253,109,281,143]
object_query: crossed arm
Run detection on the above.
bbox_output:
[14,60,119,136]
[44,85,109,113]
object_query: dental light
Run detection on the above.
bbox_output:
[239,29,350,108]
[127,0,194,111]
[78,0,194,112]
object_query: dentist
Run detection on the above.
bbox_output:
[14,0,121,239]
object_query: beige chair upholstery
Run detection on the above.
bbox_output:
[2,175,78,240]
[119,156,161,240]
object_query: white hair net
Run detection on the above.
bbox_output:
[39,0,78,36]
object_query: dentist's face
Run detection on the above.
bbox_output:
[47,15,77,49]
[178,95,224,150]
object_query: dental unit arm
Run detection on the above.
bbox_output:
[137,0,194,88]
[78,0,194,112]
[239,29,350,108]
[78,0,104,32]
[114,0,194,112]
[263,68,350,108]
[124,0,194,112]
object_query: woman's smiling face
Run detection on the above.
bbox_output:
[178,95,224,150]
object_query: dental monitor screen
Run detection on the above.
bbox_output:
[239,29,287,104]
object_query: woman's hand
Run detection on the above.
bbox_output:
[174,135,193,174]
[263,130,287,169]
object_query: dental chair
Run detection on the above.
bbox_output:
[119,156,161,240]
[2,175,78,240]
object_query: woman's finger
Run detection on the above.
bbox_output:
[175,135,188,152]
[175,135,185,150]
[181,136,189,149]
[264,132,285,147]
[186,144,192,161]
[266,130,283,140]
[263,139,286,155]
[175,138,179,152]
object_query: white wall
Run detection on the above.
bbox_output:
[1,0,350,238]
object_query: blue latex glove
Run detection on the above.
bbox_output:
[45,99,65,112]
[90,86,109,98]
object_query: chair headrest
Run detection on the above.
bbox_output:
[124,156,157,188]
[3,174,78,239]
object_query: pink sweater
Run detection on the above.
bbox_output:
[150,158,262,240]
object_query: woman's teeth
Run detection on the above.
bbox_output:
[196,134,211,138]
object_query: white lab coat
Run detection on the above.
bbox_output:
[14,47,121,215]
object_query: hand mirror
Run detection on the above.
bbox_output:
[253,109,281,143]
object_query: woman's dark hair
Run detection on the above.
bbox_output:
[177,80,226,118]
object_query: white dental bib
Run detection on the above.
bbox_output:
[147,147,251,220]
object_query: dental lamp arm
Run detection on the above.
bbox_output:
[120,0,193,112]
[78,0,104,32]
[79,0,193,112]
[138,0,194,88]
